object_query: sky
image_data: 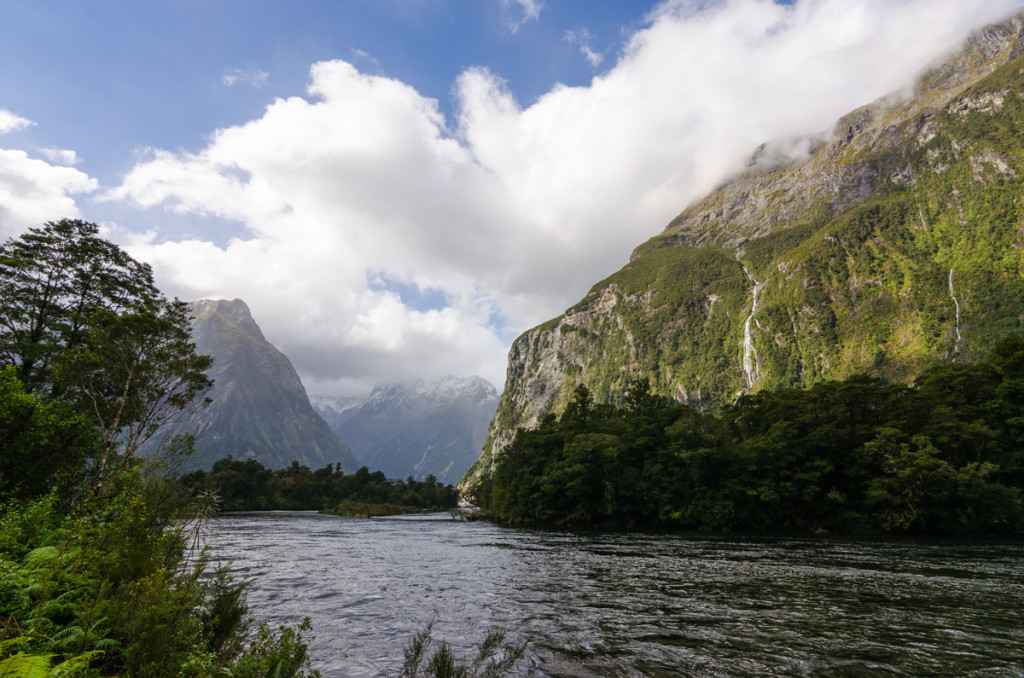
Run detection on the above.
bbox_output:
[2,0,1023,397]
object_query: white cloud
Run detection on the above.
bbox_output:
[0,148,97,238]
[350,48,381,70]
[222,67,269,88]
[0,109,34,134]
[565,28,604,66]
[502,0,544,33]
[105,0,1022,396]
[40,148,79,165]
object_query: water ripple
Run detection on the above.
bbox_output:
[205,513,1024,677]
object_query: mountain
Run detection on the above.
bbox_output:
[312,376,499,482]
[175,298,360,471]
[467,12,1024,484]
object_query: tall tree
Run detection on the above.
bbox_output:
[55,300,212,477]
[0,219,212,481]
[0,219,162,392]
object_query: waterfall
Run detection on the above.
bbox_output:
[917,204,929,231]
[741,265,764,389]
[948,268,963,355]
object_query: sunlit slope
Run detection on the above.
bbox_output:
[467,12,1024,484]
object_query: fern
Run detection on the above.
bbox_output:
[0,651,55,678]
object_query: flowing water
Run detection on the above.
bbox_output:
[741,265,763,390]
[206,512,1024,677]
[949,268,963,355]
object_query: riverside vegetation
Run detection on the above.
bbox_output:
[7,17,1024,676]
[469,337,1024,532]
[178,457,460,515]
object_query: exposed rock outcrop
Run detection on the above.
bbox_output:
[464,11,1024,490]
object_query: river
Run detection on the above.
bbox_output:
[205,511,1024,677]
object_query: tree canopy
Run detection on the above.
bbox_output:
[0,219,212,491]
[471,336,1024,534]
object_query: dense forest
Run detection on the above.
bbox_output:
[0,221,319,677]
[179,457,460,513]
[470,335,1024,534]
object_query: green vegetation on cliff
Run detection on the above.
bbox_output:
[471,336,1024,534]
[471,18,1024,482]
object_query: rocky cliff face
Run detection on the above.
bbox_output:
[179,298,360,471]
[312,376,499,482]
[467,12,1024,485]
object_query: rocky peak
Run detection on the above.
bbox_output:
[167,298,359,471]
[658,10,1024,252]
[189,298,266,343]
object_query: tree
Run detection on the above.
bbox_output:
[55,301,212,480]
[560,383,594,432]
[0,220,212,483]
[0,219,162,393]
[0,366,97,501]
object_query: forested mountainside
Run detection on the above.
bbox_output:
[171,298,360,471]
[467,11,1024,484]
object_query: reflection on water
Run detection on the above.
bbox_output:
[206,512,1024,677]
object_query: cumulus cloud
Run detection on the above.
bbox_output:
[40,148,80,165]
[105,0,1023,395]
[0,109,34,134]
[0,108,96,235]
[502,0,544,33]
[222,67,269,88]
[0,149,97,238]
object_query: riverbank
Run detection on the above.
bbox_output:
[319,500,429,517]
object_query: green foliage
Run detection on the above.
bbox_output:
[0,367,97,502]
[0,219,213,487]
[484,52,1024,461]
[223,617,320,678]
[0,467,321,677]
[320,501,424,518]
[0,647,103,677]
[180,458,461,512]
[475,335,1024,534]
[0,221,317,677]
[397,622,525,678]
[0,219,161,391]
[54,301,213,466]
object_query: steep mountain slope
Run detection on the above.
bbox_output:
[312,376,499,482]
[468,12,1024,483]
[177,298,360,471]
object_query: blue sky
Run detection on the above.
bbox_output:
[0,0,641,183]
[1,0,1022,396]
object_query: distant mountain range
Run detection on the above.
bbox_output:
[158,297,498,481]
[176,298,360,471]
[311,376,499,482]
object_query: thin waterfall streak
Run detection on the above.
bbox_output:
[741,265,763,389]
[949,268,963,354]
